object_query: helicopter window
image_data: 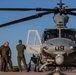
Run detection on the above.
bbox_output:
[61,29,76,41]
[43,29,59,42]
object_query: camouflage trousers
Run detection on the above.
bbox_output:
[17,56,27,71]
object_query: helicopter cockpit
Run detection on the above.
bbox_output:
[61,29,76,41]
[42,28,76,43]
[42,29,59,43]
[44,29,58,40]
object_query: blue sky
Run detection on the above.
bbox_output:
[0,0,76,66]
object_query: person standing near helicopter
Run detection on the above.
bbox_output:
[16,40,27,72]
[0,42,13,72]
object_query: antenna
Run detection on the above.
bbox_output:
[57,0,65,15]
[57,0,64,9]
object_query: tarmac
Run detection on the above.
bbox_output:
[0,71,76,75]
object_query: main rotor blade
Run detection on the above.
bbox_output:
[0,8,58,11]
[65,8,76,11]
[62,10,76,16]
[67,11,76,16]
[0,8,36,11]
[0,11,54,28]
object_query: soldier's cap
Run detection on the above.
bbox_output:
[18,40,22,43]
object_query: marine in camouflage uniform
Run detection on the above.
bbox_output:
[16,40,27,72]
[0,42,13,72]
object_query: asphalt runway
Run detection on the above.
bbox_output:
[0,72,76,75]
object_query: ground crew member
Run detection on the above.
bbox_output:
[16,40,27,72]
[0,42,13,72]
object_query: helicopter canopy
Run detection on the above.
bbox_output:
[42,28,76,43]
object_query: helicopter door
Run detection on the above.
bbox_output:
[26,30,42,54]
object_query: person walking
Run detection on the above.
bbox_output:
[16,40,27,72]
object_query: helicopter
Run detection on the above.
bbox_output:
[0,0,76,72]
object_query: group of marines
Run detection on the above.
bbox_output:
[0,40,28,72]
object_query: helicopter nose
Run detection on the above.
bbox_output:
[42,38,76,57]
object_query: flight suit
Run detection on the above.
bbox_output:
[16,44,27,71]
[0,45,13,72]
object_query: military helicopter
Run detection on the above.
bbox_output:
[0,0,76,72]
[26,0,76,72]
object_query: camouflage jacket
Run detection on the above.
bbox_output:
[0,45,11,57]
[16,44,26,57]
